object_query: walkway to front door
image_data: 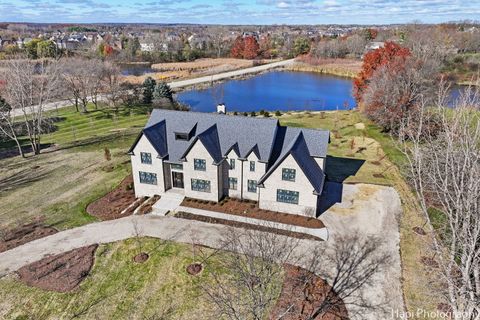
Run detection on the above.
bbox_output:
[172,172,184,189]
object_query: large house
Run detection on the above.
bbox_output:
[128,109,330,217]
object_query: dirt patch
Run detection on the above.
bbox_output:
[0,220,57,253]
[17,244,98,292]
[413,226,427,236]
[186,263,203,275]
[420,256,439,269]
[270,264,349,319]
[136,195,161,215]
[175,211,322,241]
[133,252,149,263]
[181,197,324,229]
[372,173,386,178]
[86,175,137,221]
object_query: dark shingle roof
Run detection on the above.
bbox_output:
[259,131,325,194]
[144,109,279,163]
[131,109,329,194]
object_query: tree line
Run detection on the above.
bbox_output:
[353,27,480,317]
[0,55,180,158]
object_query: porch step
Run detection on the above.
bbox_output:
[152,193,185,216]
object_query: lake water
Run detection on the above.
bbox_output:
[177,71,356,113]
[120,64,155,76]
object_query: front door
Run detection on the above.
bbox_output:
[172,172,184,189]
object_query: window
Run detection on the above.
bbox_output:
[139,171,157,185]
[247,180,257,193]
[282,168,296,181]
[249,161,255,172]
[229,159,235,170]
[276,189,299,204]
[175,132,189,141]
[191,179,211,192]
[140,152,152,164]
[194,159,206,171]
[170,163,183,170]
[228,177,238,190]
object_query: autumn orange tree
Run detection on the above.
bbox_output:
[230,36,259,59]
[353,41,410,103]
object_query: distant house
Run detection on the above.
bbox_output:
[140,41,155,52]
[129,110,330,217]
[365,41,385,52]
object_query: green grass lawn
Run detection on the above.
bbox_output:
[0,238,283,320]
[0,104,151,230]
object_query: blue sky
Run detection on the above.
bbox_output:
[0,0,479,25]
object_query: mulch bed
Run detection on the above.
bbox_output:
[270,264,349,320]
[133,252,149,263]
[137,195,161,215]
[186,263,203,275]
[181,197,325,229]
[175,212,322,241]
[0,220,57,253]
[17,244,98,293]
[86,175,137,221]
[413,226,427,236]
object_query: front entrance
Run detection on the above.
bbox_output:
[172,171,184,189]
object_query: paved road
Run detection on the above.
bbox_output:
[11,59,295,117]
[168,58,295,89]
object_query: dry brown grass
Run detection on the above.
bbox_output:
[151,58,254,71]
[122,58,275,85]
[288,57,362,78]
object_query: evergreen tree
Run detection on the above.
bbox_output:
[153,81,174,105]
[142,77,156,104]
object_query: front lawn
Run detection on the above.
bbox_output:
[0,238,283,319]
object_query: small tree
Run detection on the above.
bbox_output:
[142,77,156,104]
[153,81,174,106]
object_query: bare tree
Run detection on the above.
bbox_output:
[0,57,63,155]
[398,81,480,319]
[101,61,122,113]
[202,226,391,320]
[62,58,104,113]
[0,95,24,157]
[202,226,300,320]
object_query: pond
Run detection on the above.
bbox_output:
[176,71,356,113]
[120,63,155,76]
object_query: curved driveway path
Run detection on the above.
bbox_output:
[0,184,404,319]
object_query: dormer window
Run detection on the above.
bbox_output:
[175,132,189,141]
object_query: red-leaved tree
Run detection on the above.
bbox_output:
[230,36,259,59]
[230,36,245,59]
[353,41,410,103]
[243,36,260,59]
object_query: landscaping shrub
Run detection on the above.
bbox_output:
[275,110,282,117]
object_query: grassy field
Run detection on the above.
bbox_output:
[0,238,283,320]
[0,105,150,230]
[278,110,443,319]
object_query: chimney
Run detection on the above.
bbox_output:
[217,103,226,114]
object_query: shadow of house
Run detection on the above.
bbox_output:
[324,155,365,183]
[317,182,343,216]
[316,156,365,217]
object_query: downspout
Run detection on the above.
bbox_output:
[240,159,244,200]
